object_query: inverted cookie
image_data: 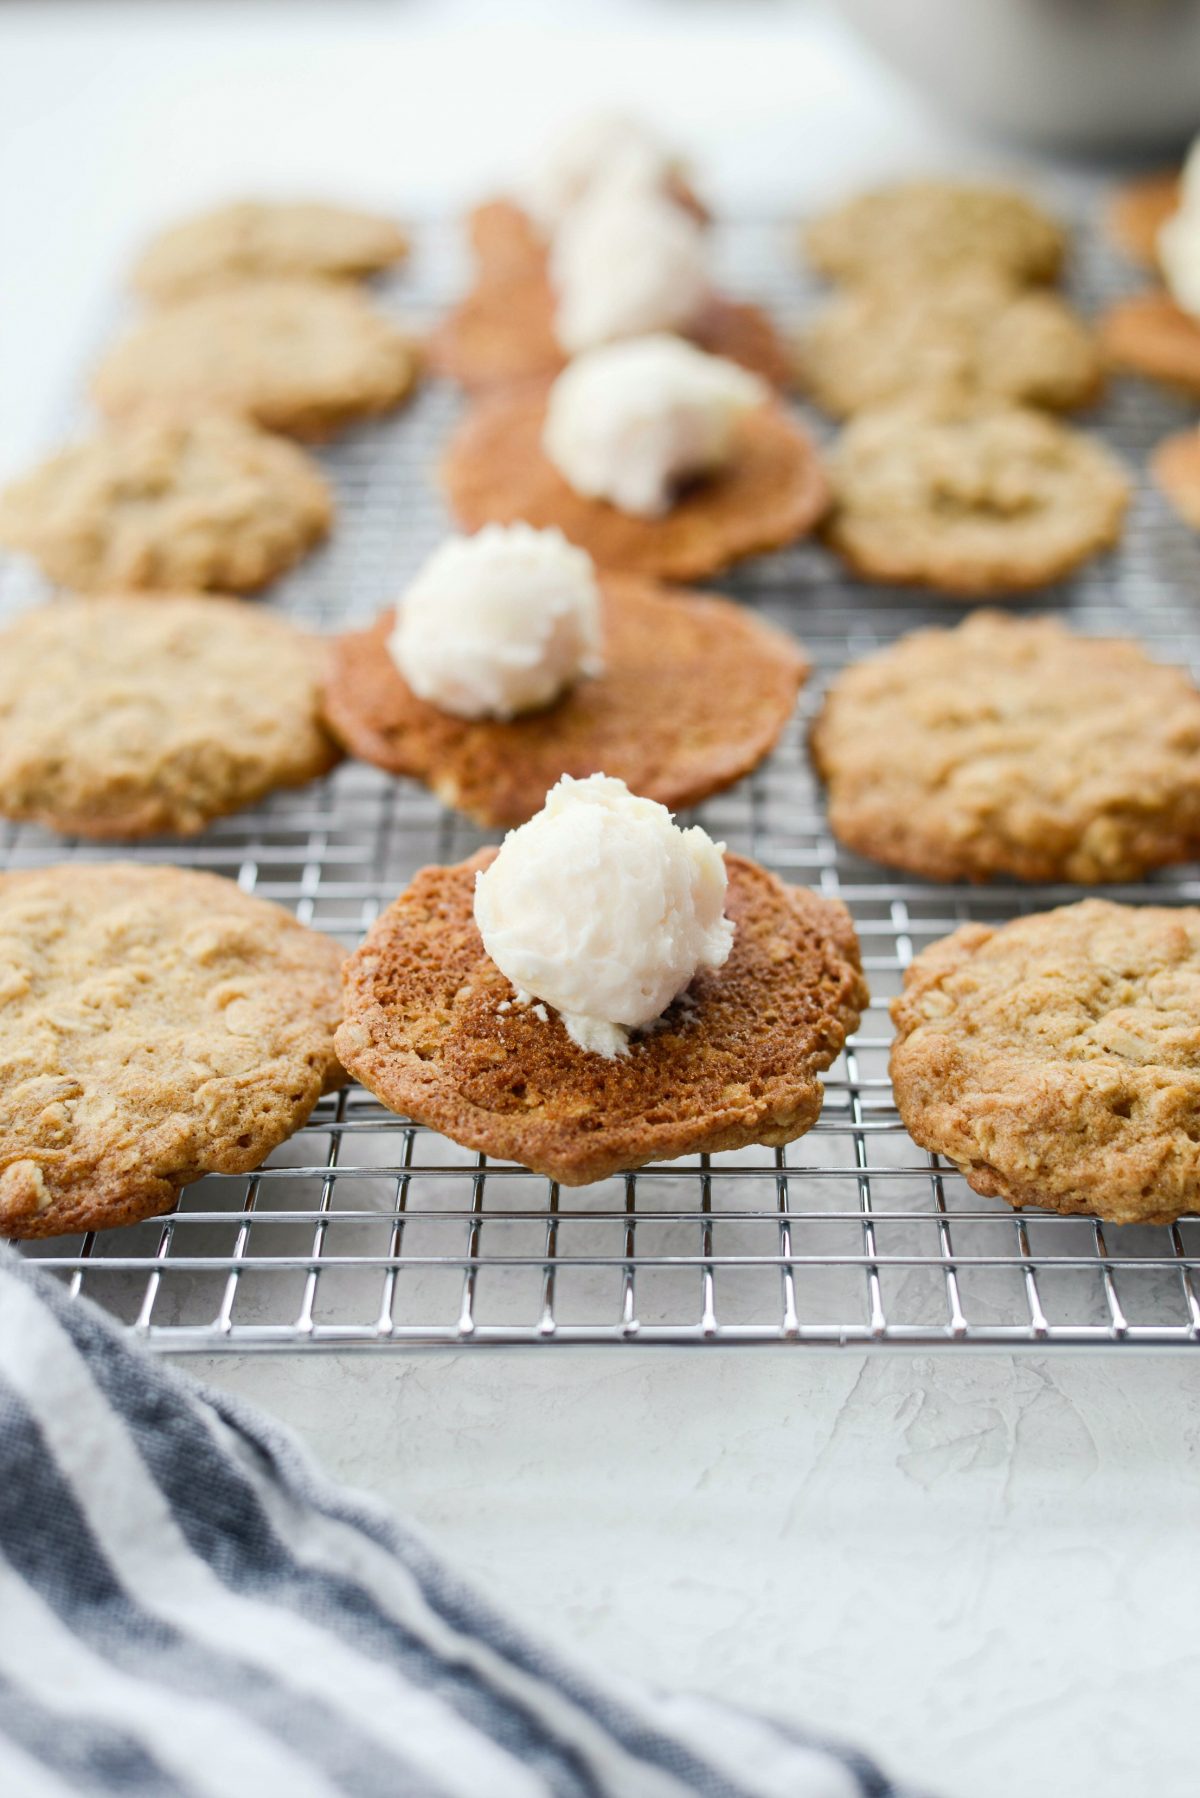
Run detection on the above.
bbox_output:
[804,181,1066,287]
[441,381,829,580]
[824,398,1129,595]
[1153,429,1200,529]
[92,279,418,440]
[796,269,1101,418]
[0,863,344,1239]
[1100,291,1200,400]
[0,596,339,837]
[811,612,1200,883]
[1106,171,1181,268]
[323,575,808,826]
[890,900,1200,1227]
[335,850,866,1186]
[131,199,409,302]
[0,413,333,593]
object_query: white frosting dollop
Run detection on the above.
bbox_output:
[388,524,603,720]
[520,111,679,236]
[549,179,709,354]
[542,334,769,517]
[474,773,734,1058]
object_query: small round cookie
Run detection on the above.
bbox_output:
[0,414,333,593]
[441,381,829,581]
[0,596,339,837]
[1106,171,1181,268]
[804,181,1066,287]
[890,899,1200,1227]
[131,199,409,302]
[323,575,808,827]
[0,862,345,1239]
[336,850,866,1187]
[92,280,418,441]
[1153,429,1200,530]
[824,398,1129,595]
[1100,291,1200,400]
[796,269,1101,418]
[810,612,1200,883]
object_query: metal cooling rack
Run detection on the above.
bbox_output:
[7,193,1200,1351]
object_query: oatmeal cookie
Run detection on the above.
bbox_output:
[811,612,1200,883]
[132,199,409,302]
[0,862,344,1239]
[804,181,1066,287]
[0,596,339,837]
[796,268,1101,418]
[336,850,866,1187]
[442,381,829,581]
[890,900,1200,1226]
[0,413,332,593]
[824,397,1129,594]
[92,279,418,441]
[323,575,808,826]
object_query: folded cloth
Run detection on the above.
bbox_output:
[0,1249,912,1798]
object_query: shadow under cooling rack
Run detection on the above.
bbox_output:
[7,201,1200,1349]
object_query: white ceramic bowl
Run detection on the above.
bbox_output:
[831,0,1200,151]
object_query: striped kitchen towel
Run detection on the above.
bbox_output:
[0,1248,913,1798]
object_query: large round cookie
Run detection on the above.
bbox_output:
[323,576,808,826]
[0,597,339,837]
[132,199,409,302]
[336,851,866,1187]
[810,612,1200,883]
[824,398,1129,595]
[92,280,418,441]
[804,181,1066,287]
[796,269,1100,419]
[0,414,333,593]
[0,863,344,1239]
[890,900,1200,1227]
[441,382,829,581]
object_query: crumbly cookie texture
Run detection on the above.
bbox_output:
[1153,430,1200,530]
[890,900,1200,1227]
[811,612,1200,883]
[92,279,418,441]
[1106,171,1181,269]
[804,181,1066,286]
[441,383,829,581]
[323,575,808,827]
[132,200,409,301]
[1100,292,1200,400]
[796,269,1101,418]
[0,596,339,838]
[336,850,866,1187]
[824,397,1129,594]
[0,414,333,593]
[0,863,345,1239]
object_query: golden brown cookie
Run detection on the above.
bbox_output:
[92,280,418,441]
[1153,428,1200,529]
[804,181,1066,287]
[890,900,1200,1227]
[1100,290,1200,400]
[796,269,1101,418]
[824,397,1129,595]
[131,200,409,302]
[0,862,345,1239]
[0,596,339,837]
[811,612,1200,883]
[323,575,808,827]
[0,414,333,593]
[1106,171,1181,268]
[336,850,866,1186]
[441,381,829,581]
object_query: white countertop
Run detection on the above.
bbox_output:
[4,7,1199,1795]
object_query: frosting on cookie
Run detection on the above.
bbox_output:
[519,111,677,235]
[550,179,709,353]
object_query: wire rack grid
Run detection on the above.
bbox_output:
[6,192,1200,1352]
